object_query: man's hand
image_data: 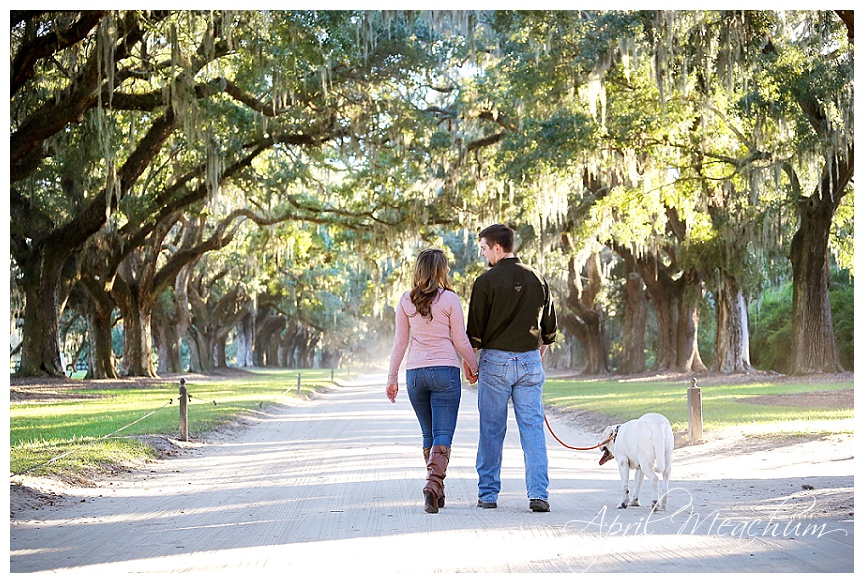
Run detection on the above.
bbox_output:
[463,360,478,385]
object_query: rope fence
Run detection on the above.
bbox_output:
[545,378,704,449]
[11,398,176,477]
[12,371,332,477]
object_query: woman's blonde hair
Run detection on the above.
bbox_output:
[409,248,452,319]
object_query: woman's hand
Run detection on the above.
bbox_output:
[462,360,479,385]
[386,383,399,403]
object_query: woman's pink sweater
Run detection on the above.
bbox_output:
[387,289,478,385]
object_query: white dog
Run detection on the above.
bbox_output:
[598,413,673,511]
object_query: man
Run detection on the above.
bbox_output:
[466,224,557,512]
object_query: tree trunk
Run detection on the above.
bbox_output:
[15,245,78,377]
[713,274,753,373]
[562,252,609,375]
[559,313,607,375]
[788,195,845,374]
[280,321,306,368]
[153,303,183,374]
[676,275,707,373]
[266,329,283,367]
[618,253,647,375]
[214,336,228,369]
[210,316,242,370]
[640,263,679,372]
[17,257,65,377]
[74,281,119,379]
[111,214,206,377]
[112,254,158,378]
[85,306,118,379]
[279,334,292,368]
[296,329,321,368]
[637,255,707,373]
[185,325,211,373]
[235,313,255,367]
[185,294,213,374]
[254,312,286,367]
[152,266,195,374]
[116,291,157,377]
[319,347,342,369]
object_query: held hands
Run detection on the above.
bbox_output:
[386,383,399,403]
[462,360,479,385]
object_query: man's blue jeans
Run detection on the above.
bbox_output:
[406,366,462,448]
[476,349,549,502]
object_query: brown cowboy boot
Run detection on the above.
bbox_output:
[423,445,450,513]
[423,447,445,508]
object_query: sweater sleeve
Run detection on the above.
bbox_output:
[447,291,478,375]
[387,294,411,384]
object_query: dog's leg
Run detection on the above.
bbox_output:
[635,450,660,511]
[644,465,662,511]
[658,474,669,511]
[658,457,672,511]
[617,461,630,509]
[652,439,673,511]
[631,467,644,507]
[653,423,674,512]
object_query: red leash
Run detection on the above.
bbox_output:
[544,415,613,451]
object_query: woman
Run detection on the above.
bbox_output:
[387,248,479,513]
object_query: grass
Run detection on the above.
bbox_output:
[9,368,344,480]
[11,368,853,483]
[542,375,854,436]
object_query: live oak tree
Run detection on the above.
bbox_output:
[436,10,852,375]
[449,10,713,373]
[649,11,853,374]
[10,10,451,376]
[764,12,854,374]
[9,10,852,377]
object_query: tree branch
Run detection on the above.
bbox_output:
[10,11,107,96]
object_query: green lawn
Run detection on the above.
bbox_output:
[10,368,853,482]
[543,375,854,436]
[10,368,344,479]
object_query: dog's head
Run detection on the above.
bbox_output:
[598,424,620,465]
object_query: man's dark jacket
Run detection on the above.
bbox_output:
[466,257,557,352]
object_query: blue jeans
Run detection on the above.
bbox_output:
[476,349,549,502]
[406,366,462,448]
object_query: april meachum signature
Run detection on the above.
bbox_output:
[563,487,849,541]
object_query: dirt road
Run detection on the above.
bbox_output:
[9,372,854,573]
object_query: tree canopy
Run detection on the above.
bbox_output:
[8,10,854,378]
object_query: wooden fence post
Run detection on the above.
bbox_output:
[179,378,188,441]
[688,377,703,445]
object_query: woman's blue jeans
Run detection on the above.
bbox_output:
[475,349,549,502]
[406,366,462,449]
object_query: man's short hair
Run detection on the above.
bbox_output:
[479,224,514,253]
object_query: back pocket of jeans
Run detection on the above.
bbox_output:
[479,356,507,379]
[521,360,545,384]
[430,367,456,391]
[406,369,418,390]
